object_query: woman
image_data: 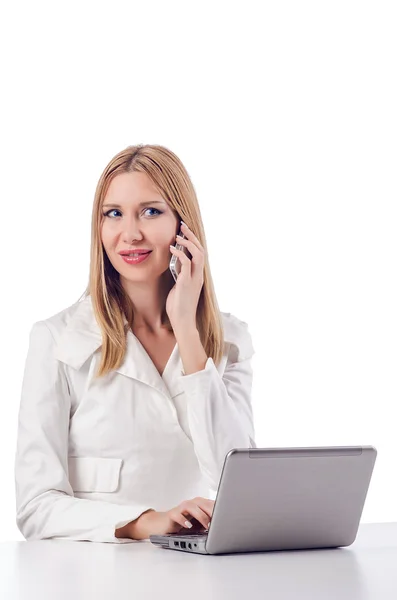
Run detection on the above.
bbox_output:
[14,144,256,543]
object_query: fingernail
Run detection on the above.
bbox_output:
[184,520,192,528]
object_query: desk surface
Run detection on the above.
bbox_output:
[1,522,396,600]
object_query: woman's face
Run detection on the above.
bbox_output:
[100,171,180,281]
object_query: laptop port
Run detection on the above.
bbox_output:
[181,542,186,549]
[188,543,192,549]
[175,541,179,546]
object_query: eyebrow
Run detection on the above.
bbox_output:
[102,200,166,209]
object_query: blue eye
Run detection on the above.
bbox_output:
[103,208,163,218]
[145,208,163,217]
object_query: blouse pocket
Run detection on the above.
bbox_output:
[67,456,123,493]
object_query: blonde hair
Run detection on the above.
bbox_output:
[77,144,224,379]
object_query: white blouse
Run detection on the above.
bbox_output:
[14,295,256,543]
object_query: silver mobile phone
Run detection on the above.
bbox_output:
[169,229,188,282]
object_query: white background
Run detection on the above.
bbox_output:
[1,1,395,542]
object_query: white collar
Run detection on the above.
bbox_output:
[53,295,252,397]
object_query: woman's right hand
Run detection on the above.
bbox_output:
[130,497,215,539]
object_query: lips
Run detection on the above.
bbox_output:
[119,250,152,256]
[120,252,152,265]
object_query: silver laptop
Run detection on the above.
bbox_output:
[150,445,377,555]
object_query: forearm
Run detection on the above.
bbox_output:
[174,327,208,376]
[115,509,155,540]
[177,356,256,490]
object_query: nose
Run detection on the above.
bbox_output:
[121,217,144,243]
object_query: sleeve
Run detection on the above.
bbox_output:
[14,321,154,544]
[177,318,257,491]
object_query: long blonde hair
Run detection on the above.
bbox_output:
[77,144,224,379]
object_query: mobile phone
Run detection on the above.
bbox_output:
[169,228,188,282]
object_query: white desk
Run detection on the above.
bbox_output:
[1,523,396,599]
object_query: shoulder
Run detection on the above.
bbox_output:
[220,311,255,362]
[30,297,88,342]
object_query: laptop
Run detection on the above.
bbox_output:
[150,445,377,555]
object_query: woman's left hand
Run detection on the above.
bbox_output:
[166,221,205,333]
